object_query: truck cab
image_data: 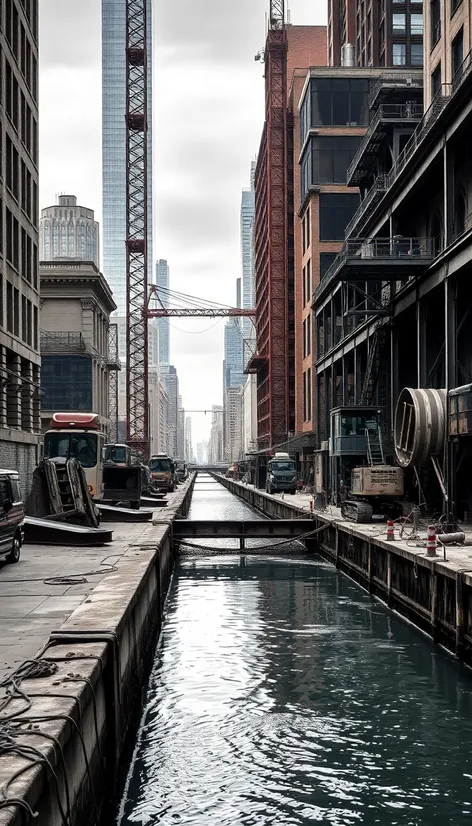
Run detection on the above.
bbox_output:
[266,452,297,495]
[103,444,132,466]
[149,454,175,493]
[43,413,105,499]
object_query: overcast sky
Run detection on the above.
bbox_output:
[39,0,327,447]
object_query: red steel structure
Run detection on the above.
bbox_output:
[249,0,289,451]
[145,285,256,319]
[126,0,149,458]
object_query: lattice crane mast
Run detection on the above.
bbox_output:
[125,0,149,459]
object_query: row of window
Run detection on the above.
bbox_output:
[5,138,37,225]
[431,27,464,98]
[0,274,38,348]
[3,56,38,161]
[392,12,423,34]
[300,79,371,145]
[393,42,423,65]
[0,202,38,289]
[3,3,37,95]
[431,0,463,49]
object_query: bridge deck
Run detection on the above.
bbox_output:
[172,519,315,539]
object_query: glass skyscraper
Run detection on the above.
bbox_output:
[240,161,256,362]
[102,0,153,314]
[156,259,170,365]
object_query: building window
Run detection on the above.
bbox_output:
[306,313,311,357]
[320,253,338,279]
[451,0,463,16]
[431,0,441,47]
[431,63,442,98]
[452,28,464,81]
[311,136,362,184]
[307,368,312,421]
[319,193,360,241]
[411,44,424,66]
[392,13,406,33]
[306,258,311,304]
[306,207,311,249]
[393,43,407,65]
[310,78,370,127]
[302,265,306,306]
[410,13,423,34]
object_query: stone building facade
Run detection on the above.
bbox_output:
[39,261,116,433]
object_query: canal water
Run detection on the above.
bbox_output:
[119,475,472,825]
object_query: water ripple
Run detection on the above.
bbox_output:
[119,479,472,825]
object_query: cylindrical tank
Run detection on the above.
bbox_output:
[341,43,355,67]
[394,388,447,467]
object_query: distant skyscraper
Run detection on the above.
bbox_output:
[102,0,153,313]
[241,162,256,362]
[224,316,245,394]
[161,365,179,457]
[184,417,194,463]
[40,195,99,266]
[156,259,170,364]
[208,406,224,464]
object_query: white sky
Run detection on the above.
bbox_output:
[39,0,327,446]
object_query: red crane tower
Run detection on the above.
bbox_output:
[248,0,290,451]
[126,0,149,458]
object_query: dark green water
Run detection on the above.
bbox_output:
[119,478,472,825]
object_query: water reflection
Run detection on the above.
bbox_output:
[119,478,472,825]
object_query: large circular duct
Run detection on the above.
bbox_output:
[394,388,446,468]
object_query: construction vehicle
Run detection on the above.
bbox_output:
[43,413,106,500]
[43,415,141,508]
[149,454,175,493]
[175,460,188,482]
[266,453,297,495]
[329,407,404,523]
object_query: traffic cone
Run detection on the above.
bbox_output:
[386,519,395,541]
[427,525,437,557]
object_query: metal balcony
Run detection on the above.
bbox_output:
[40,331,87,354]
[347,103,423,185]
[368,72,423,110]
[315,237,435,297]
[344,175,389,238]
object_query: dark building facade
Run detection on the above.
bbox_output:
[328,0,424,69]
[313,55,472,522]
[0,0,40,493]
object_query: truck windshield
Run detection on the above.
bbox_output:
[149,458,173,472]
[272,462,294,472]
[105,446,128,463]
[44,433,98,469]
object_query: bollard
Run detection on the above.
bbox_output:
[427,525,437,557]
[386,519,395,541]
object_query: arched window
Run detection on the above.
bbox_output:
[454,190,467,238]
[430,211,444,255]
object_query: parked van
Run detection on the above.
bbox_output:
[0,470,25,563]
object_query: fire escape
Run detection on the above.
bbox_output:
[247,0,289,451]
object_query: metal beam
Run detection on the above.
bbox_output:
[172,519,316,540]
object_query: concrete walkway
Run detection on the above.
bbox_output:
[0,494,180,684]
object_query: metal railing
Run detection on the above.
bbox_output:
[368,72,423,109]
[347,103,423,183]
[317,236,435,295]
[344,175,389,238]
[40,331,87,353]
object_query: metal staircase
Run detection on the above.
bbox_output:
[360,324,388,405]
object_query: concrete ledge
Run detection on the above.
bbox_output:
[0,474,196,826]
[216,474,472,666]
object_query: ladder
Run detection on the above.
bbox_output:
[366,424,385,466]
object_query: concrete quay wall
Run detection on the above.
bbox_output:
[215,475,472,667]
[0,476,195,826]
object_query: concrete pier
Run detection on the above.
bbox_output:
[0,477,195,826]
[215,475,472,667]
